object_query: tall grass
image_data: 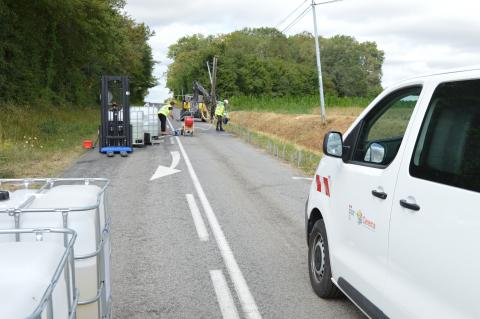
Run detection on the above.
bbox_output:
[0,104,99,178]
[229,95,372,114]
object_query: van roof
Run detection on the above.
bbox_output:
[387,65,480,89]
[402,65,480,82]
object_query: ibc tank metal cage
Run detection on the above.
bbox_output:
[129,109,145,146]
[131,105,160,143]
[0,178,112,319]
[0,228,78,319]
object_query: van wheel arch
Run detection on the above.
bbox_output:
[308,208,323,237]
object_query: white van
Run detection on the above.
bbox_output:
[305,67,480,318]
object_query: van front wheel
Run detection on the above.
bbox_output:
[308,219,342,298]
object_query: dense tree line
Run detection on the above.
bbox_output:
[0,0,156,105]
[167,28,384,98]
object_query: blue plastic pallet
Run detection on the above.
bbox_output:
[100,146,133,154]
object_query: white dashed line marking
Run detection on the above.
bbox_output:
[169,119,262,319]
[210,270,240,319]
[186,194,209,242]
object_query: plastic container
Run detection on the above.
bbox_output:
[0,179,111,319]
[184,116,194,128]
[0,181,45,241]
[131,105,160,139]
[83,140,93,149]
[0,228,77,319]
[130,110,144,146]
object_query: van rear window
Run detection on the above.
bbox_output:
[410,79,480,193]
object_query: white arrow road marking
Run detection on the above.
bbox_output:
[150,151,181,181]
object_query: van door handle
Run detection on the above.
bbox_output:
[400,199,420,211]
[371,190,387,199]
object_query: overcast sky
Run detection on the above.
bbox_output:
[125,0,480,102]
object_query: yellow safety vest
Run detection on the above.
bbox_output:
[215,102,225,116]
[158,104,171,116]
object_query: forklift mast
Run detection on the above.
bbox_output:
[99,76,133,156]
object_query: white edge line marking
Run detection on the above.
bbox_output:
[186,194,209,242]
[292,177,313,181]
[210,270,241,319]
[168,119,262,319]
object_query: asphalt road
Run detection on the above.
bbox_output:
[64,118,364,319]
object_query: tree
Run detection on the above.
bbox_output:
[0,0,156,106]
[166,28,384,98]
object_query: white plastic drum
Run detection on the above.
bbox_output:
[0,241,69,319]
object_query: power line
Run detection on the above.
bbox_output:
[275,0,308,29]
[281,5,312,33]
[281,6,312,33]
[313,0,343,5]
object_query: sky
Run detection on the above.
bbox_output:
[125,0,480,102]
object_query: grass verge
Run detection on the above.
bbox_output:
[230,95,371,114]
[226,108,362,175]
[0,104,99,178]
[227,124,322,175]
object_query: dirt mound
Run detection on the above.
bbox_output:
[230,109,361,152]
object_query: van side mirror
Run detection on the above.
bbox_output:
[323,131,343,158]
[364,142,386,164]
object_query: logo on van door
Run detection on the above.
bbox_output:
[348,205,376,231]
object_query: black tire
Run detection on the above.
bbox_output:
[308,219,342,298]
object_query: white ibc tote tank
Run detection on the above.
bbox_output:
[0,187,38,237]
[144,104,160,138]
[0,179,111,319]
[130,109,144,145]
[0,228,77,319]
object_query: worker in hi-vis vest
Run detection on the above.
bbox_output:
[158,101,174,135]
[215,99,228,131]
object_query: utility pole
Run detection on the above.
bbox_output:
[311,0,326,125]
[210,56,218,122]
[207,61,213,85]
[311,0,342,125]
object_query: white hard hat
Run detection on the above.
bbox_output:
[224,99,229,104]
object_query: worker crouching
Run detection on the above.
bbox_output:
[215,99,228,131]
[158,101,175,135]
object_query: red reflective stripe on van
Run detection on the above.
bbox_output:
[323,177,330,197]
[316,175,322,192]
